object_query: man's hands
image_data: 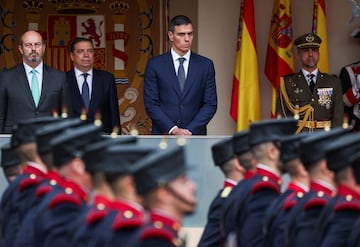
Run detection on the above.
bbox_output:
[171,127,192,135]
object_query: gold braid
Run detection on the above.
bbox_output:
[279,77,314,133]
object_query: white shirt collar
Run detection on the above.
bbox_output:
[74,67,93,78]
[23,61,43,74]
[171,48,191,62]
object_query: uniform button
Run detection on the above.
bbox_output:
[50,179,57,186]
[262,176,269,182]
[154,221,163,229]
[30,174,37,179]
[297,192,304,198]
[177,120,181,125]
[124,210,133,218]
[311,98,315,102]
[65,188,73,194]
[346,195,353,201]
[317,191,324,197]
[180,105,184,109]
[97,203,105,210]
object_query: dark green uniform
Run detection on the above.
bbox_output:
[277,71,344,132]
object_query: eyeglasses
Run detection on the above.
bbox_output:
[23,42,43,49]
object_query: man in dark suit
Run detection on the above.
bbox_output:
[0,30,72,133]
[66,37,120,134]
[144,15,217,135]
[276,33,344,133]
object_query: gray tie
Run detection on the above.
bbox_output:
[82,73,90,109]
[178,57,186,92]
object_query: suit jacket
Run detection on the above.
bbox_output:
[144,51,217,135]
[0,63,71,133]
[276,71,344,128]
[66,68,120,134]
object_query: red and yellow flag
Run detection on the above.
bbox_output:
[264,0,295,117]
[312,0,329,72]
[230,0,260,131]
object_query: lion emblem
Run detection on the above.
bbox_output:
[81,18,103,47]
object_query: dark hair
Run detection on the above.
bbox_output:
[68,37,93,53]
[168,15,192,32]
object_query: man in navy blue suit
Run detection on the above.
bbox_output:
[66,37,120,134]
[144,15,217,135]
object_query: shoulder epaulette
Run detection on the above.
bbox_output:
[304,196,328,211]
[283,191,305,210]
[35,185,53,197]
[139,225,177,245]
[86,207,108,224]
[48,193,81,209]
[335,197,360,212]
[221,187,233,198]
[251,178,280,194]
[18,174,42,192]
[112,209,144,230]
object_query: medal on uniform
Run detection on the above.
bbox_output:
[317,88,333,108]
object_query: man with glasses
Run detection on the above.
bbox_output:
[66,37,120,134]
[0,30,72,133]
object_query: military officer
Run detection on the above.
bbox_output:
[127,145,197,247]
[33,124,102,247]
[219,129,255,245]
[319,133,360,246]
[235,118,298,247]
[285,127,348,247]
[198,136,245,247]
[71,138,153,247]
[276,33,344,132]
[14,118,85,247]
[263,133,310,247]
[0,116,59,247]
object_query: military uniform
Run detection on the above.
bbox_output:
[14,171,66,247]
[285,180,335,247]
[278,71,344,130]
[318,133,360,246]
[277,33,344,132]
[73,138,149,247]
[104,200,144,247]
[32,124,101,247]
[319,185,360,247]
[340,61,360,131]
[198,179,236,247]
[263,132,310,247]
[0,117,59,247]
[236,118,298,247]
[198,136,238,247]
[285,127,350,247]
[263,182,307,247]
[71,195,118,247]
[127,145,193,247]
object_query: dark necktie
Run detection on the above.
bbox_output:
[82,73,90,109]
[178,57,186,92]
[308,74,315,93]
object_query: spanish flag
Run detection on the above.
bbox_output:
[230,0,260,131]
[264,0,295,117]
[312,0,329,72]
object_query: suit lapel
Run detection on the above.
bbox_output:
[166,53,182,98]
[18,64,36,108]
[182,53,196,96]
[89,69,101,114]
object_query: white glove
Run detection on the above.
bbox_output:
[352,74,360,96]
